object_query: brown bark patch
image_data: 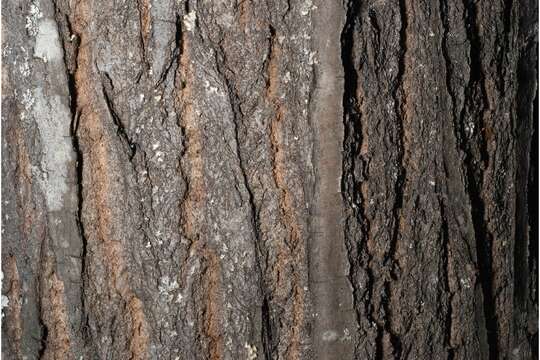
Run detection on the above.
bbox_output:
[201,249,224,360]
[128,297,149,360]
[40,253,72,360]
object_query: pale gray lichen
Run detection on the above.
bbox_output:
[244,343,257,360]
[33,88,74,211]
[307,50,318,65]
[25,2,43,36]
[21,89,35,120]
[183,11,197,32]
[34,19,63,63]
[159,276,179,302]
[322,330,338,342]
[299,0,315,16]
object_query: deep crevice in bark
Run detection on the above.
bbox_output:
[465,96,498,360]
[340,0,365,357]
[391,0,408,267]
[155,13,183,88]
[101,81,137,161]
[439,0,455,111]
[529,88,539,290]
[438,3,457,357]
[528,90,539,360]
[514,38,537,308]
[61,20,90,348]
[1,0,536,358]
[440,201,455,360]
[462,1,498,358]
[463,0,490,167]
[386,2,410,355]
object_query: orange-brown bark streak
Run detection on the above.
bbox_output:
[72,2,149,358]
[175,34,224,359]
[266,33,305,360]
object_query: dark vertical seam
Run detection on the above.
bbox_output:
[528,88,538,360]
[51,0,90,349]
[386,1,410,355]
[389,0,408,269]
[513,39,536,308]
[439,201,455,360]
[462,1,497,358]
[37,226,49,358]
[340,0,371,357]
[438,1,456,357]
[154,14,183,88]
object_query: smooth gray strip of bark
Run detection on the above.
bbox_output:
[309,1,356,359]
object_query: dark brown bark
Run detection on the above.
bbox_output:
[1,0,537,359]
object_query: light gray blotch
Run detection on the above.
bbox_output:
[33,87,74,211]
[34,19,63,63]
[322,330,339,342]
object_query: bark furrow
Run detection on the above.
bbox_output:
[1,0,537,359]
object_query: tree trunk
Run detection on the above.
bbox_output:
[1,0,537,359]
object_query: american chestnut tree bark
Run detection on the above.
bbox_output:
[1,0,537,359]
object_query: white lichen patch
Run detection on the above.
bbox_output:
[155,151,164,162]
[307,50,318,65]
[26,2,43,36]
[299,0,316,16]
[19,61,31,77]
[460,278,471,289]
[19,49,31,77]
[159,276,179,302]
[244,343,257,360]
[21,89,35,120]
[33,88,74,211]
[183,11,197,32]
[283,71,292,84]
[465,121,475,135]
[204,80,218,94]
[34,19,63,63]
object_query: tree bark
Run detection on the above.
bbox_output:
[1,0,537,359]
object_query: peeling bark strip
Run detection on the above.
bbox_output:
[1,0,537,360]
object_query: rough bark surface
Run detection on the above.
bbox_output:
[1,0,537,359]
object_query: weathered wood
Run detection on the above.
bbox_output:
[1,0,537,359]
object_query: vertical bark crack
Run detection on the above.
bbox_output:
[462,2,498,358]
[391,0,409,269]
[340,1,364,357]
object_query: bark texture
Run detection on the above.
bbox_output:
[1,0,537,359]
